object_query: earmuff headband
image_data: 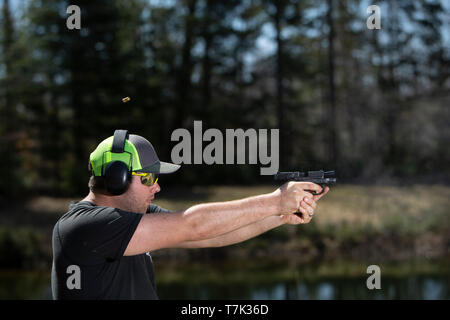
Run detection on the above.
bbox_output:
[111,129,129,153]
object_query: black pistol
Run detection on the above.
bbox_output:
[274,170,336,195]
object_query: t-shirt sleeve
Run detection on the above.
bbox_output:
[146,203,172,214]
[67,207,142,262]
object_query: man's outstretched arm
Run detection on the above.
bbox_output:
[174,215,284,248]
[175,187,329,248]
[124,182,324,255]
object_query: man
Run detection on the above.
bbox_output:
[51,130,329,300]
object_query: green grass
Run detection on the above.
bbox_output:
[0,184,449,270]
[156,183,450,236]
[152,184,450,262]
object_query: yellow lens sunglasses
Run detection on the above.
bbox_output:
[131,172,159,186]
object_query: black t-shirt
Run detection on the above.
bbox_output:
[51,201,170,300]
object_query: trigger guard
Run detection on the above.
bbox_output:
[311,186,325,196]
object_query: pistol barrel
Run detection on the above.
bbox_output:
[274,170,336,184]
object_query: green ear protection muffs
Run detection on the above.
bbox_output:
[103,129,132,196]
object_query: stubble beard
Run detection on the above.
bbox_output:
[122,193,148,214]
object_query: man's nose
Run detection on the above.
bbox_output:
[152,182,160,193]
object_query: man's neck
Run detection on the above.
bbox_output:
[83,191,116,208]
[82,191,145,214]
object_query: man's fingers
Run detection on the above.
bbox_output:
[302,197,317,209]
[293,214,305,224]
[286,213,305,224]
[296,205,313,221]
[300,182,323,194]
[313,186,330,201]
[300,199,315,213]
[280,181,328,216]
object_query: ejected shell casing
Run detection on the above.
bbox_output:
[122,96,131,103]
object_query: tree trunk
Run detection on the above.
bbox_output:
[201,0,212,115]
[326,0,338,166]
[2,0,14,130]
[274,0,286,169]
[174,0,197,130]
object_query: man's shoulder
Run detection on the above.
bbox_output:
[57,200,139,233]
[62,200,116,219]
[146,203,172,214]
[54,200,142,247]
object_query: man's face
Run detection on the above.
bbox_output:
[122,175,160,213]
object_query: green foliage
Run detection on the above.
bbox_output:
[0,227,49,270]
[0,0,448,197]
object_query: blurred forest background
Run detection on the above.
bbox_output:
[0,0,450,298]
[0,0,448,200]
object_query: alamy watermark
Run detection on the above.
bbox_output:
[66,4,380,31]
[366,5,381,30]
[366,265,381,290]
[66,5,81,30]
[66,264,81,290]
[171,121,279,175]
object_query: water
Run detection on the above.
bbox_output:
[1,259,448,299]
[156,274,450,300]
[0,271,52,300]
[154,258,450,300]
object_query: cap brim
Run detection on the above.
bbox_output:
[138,161,180,174]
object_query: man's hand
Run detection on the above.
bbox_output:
[274,181,323,215]
[280,186,329,224]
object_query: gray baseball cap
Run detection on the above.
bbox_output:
[89,132,180,176]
